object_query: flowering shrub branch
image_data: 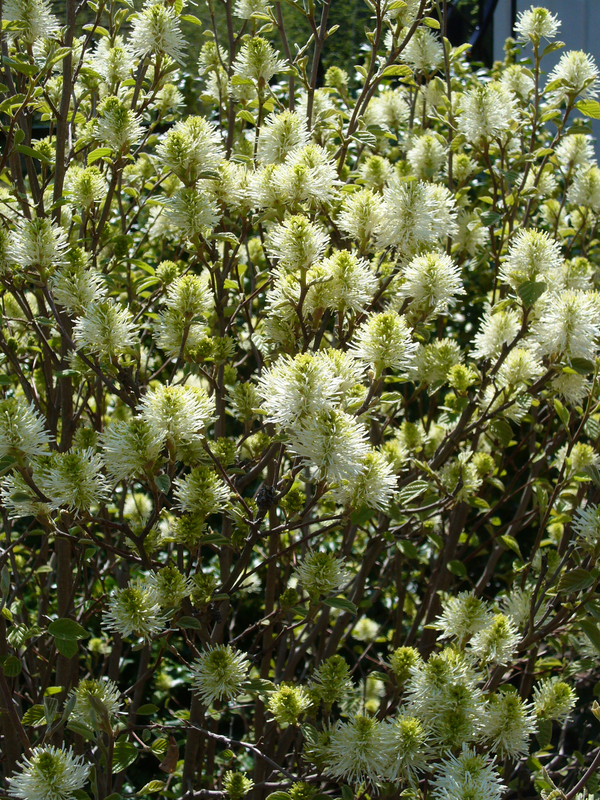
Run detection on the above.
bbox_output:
[1,1,600,799]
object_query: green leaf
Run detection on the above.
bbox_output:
[155,474,171,494]
[48,618,89,640]
[112,741,138,773]
[325,597,358,614]
[447,560,467,578]
[423,16,440,28]
[3,56,38,76]
[237,109,256,125]
[201,532,230,546]
[136,704,159,715]
[67,720,96,740]
[397,480,430,505]
[181,13,203,25]
[542,40,564,58]
[178,616,202,630]
[349,506,375,525]
[15,144,51,164]
[266,793,291,800]
[73,791,92,800]
[137,780,167,795]
[499,534,522,559]
[87,147,112,164]
[576,100,600,119]
[558,569,594,593]
[569,358,596,375]
[480,210,502,226]
[381,64,412,78]
[341,787,354,800]
[2,655,22,677]
[553,398,570,428]
[22,704,46,726]
[395,539,418,559]
[54,637,79,658]
[241,678,275,697]
[489,419,513,447]
[536,718,553,750]
[580,619,600,655]
[585,464,600,488]
[517,280,547,307]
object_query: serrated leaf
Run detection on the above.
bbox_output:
[201,532,230,545]
[489,419,513,447]
[241,678,276,695]
[22,704,46,726]
[558,569,594,593]
[536,718,553,750]
[54,636,78,658]
[137,704,159,715]
[181,13,203,25]
[397,480,430,505]
[447,560,467,578]
[138,780,167,795]
[326,597,358,614]
[480,211,502,226]
[553,398,570,428]
[395,539,418,559]
[581,619,600,654]
[112,741,138,773]
[155,474,171,494]
[67,720,96,740]
[15,144,51,164]
[87,147,112,164]
[177,616,202,630]
[541,40,564,58]
[517,280,547,306]
[2,655,22,676]
[585,464,600,488]
[499,534,522,558]
[49,618,89,640]
[237,110,255,124]
[381,65,412,78]
[349,505,375,525]
[576,100,600,119]
[569,357,596,375]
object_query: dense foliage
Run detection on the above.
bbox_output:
[2,1,600,800]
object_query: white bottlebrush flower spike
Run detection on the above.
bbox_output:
[0,399,50,461]
[8,745,90,800]
[430,746,504,800]
[41,448,109,511]
[514,6,560,43]
[325,715,392,785]
[480,690,536,758]
[69,679,122,728]
[191,645,250,705]
[435,591,491,641]
[294,551,349,596]
[351,311,417,377]
[399,251,464,317]
[286,408,369,484]
[103,576,166,640]
[266,216,329,273]
[129,2,187,63]
[257,352,341,427]
[3,0,59,44]
[9,216,68,273]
